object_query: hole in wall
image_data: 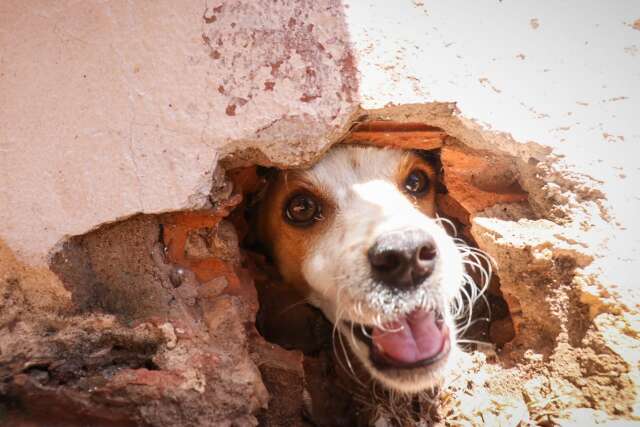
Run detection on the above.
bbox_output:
[43,122,530,425]
[232,120,624,423]
[226,121,540,425]
[40,120,534,426]
[29,112,628,425]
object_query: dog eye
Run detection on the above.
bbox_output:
[404,169,430,195]
[284,193,322,226]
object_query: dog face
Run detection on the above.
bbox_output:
[257,145,465,393]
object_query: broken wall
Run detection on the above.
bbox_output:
[1,0,639,425]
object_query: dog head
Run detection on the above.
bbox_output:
[257,144,466,393]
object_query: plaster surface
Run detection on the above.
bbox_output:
[0,0,357,264]
[344,0,640,316]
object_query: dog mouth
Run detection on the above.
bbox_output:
[346,309,450,370]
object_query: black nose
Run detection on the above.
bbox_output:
[367,230,437,290]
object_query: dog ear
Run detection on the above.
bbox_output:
[415,149,447,194]
[256,165,275,177]
[243,167,278,253]
[247,167,276,207]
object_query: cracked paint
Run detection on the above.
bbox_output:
[0,0,358,263]
[199,0,358,146]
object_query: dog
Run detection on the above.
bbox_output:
[256,144,487,393]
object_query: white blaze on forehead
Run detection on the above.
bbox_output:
[302,145,432,236]
[303,145,404,204]
[353,180,417,213]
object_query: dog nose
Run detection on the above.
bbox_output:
[368,230,437,290]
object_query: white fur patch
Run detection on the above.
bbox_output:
[295,145,468,392]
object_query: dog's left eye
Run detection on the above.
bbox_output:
[404,169,430,195]
[284,193,322,226]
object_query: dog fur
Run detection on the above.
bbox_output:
[257,144,487,393]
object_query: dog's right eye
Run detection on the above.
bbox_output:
[284,193,322,226]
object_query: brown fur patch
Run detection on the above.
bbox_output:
[258,149,440,298]
[257,171,334,297]
[395,151,438,218]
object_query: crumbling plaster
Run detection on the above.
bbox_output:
[1,1,640,424]
[0,0,358,264]
[343,0,639,322]
[341,4,639,420]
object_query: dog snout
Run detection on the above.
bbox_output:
[367,229,438,290]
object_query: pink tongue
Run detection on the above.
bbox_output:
[372,310,444,364]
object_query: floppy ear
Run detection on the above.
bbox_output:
[246,166,276,207]
[415,149,447,194]
[242,167,277,252]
